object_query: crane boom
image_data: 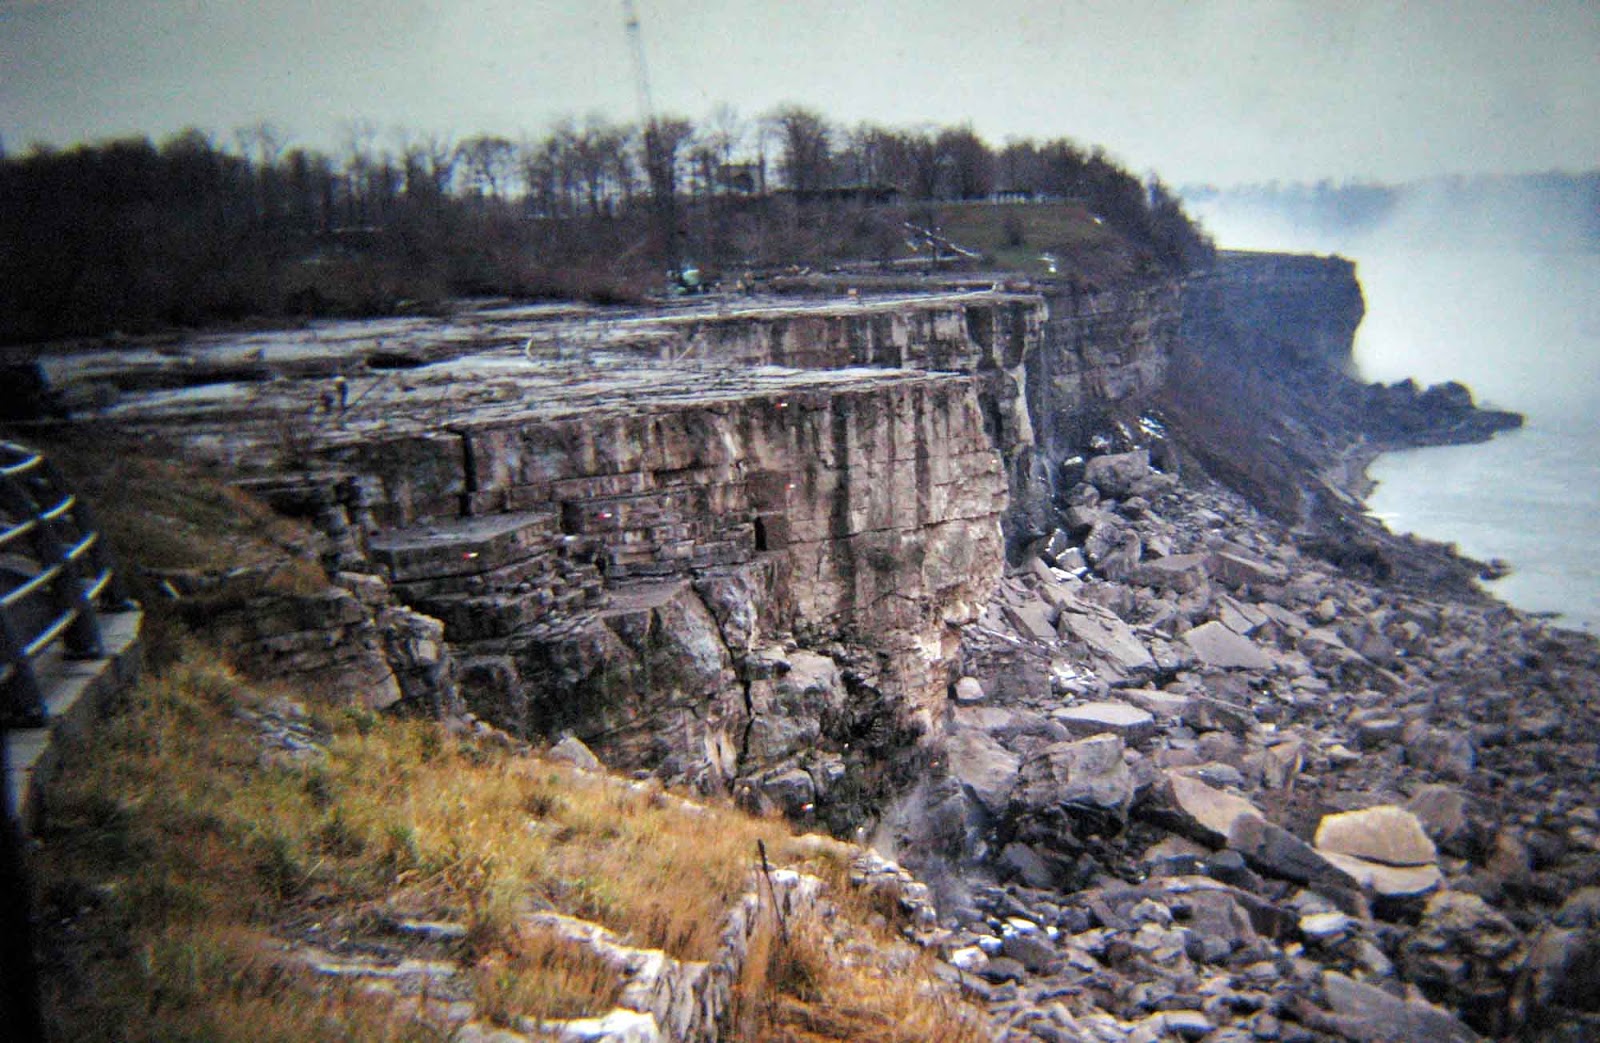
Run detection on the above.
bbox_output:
[621,0,655,128]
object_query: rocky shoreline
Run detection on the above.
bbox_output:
[894,432,1600,1041]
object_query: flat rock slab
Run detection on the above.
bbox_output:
[1060,608,1156,672]
[1183,620,1274,671]
[1320,851,1444,899]
[1315,805,1438,867]
[1321,971,1480,1042]
[1159,772,1264,847]
[1057,701,1157,742]
[1121,688,1192,719]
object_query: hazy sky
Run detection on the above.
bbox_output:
[2,0,1596,186]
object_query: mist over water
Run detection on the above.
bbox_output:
[1187,194,1600,631]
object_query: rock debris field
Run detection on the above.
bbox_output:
[904,447,1600,1042]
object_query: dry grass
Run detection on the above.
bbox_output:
[732,908,990,1043]
[26,444,990,1039]
[46,438,323,586]
[33,644,945,1038]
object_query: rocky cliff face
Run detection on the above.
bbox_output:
[1183,250,1366,373]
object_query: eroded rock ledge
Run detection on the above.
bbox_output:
[21,253,1583,1038]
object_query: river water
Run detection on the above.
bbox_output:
[1359,250,1600,632]
[1188,205,1600,632]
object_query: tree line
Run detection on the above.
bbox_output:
[0,106,1213,344]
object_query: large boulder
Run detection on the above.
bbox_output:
[1056,701,1157,743]
[943,727,1021,816]
[1084,449,1150,499]
[1014,734,1135,826]
[1315,805,1438,866]
[1183,620,1274,671]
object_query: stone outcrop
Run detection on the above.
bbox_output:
[33,252,1580,1040]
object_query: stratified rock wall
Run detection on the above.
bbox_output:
[337,367,1007,772]
[1182,251,1365,372]
[68,284,1199,788]
[1031,277,1183,452]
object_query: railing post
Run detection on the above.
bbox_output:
[0,607,46,727]
[0,722,48,1040]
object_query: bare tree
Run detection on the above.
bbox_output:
[703,103,745,193]
[457,135,518,202]
[935,125,993,200]
[395,128,457,200]
[234,120,287,168]
[766,105,832,193]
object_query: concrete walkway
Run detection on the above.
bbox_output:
[4,610,143,832]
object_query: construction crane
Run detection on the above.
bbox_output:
[621,0,655,130]
[620,1,691,290]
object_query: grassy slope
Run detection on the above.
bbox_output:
[27,441,988,1042]
[927,200,1138,279]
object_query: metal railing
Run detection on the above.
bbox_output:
[0,441,128,726]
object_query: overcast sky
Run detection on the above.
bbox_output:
[2,0,1595,186]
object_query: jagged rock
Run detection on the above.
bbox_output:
[1179,693,1258,735]
[1230,814,1359,894]
[1519,926,1600,1018]
[999,842,1058,890]
[1315,806,1438,867]
[1058,603,1156,673]
[1260,737,1305,789]
[1208,550,1287,590]
[1063,503,1102,535]
[1055,701,1157,743]
[1001,924,1058,973]
[1400,891,1523,1018]
[953,675,986,704]
[1084,449,1150,498]
[1554,887,1600,928]
[1406,785,1476,857]
[1183,621,1274,671]
[1403,722,1477,780]
[547,734,603,771]
[1083,517,1125,565]
[755,766,816,816]
[1014,734,1135,824]
[1178,888,1259,963]
[1146,772,1262,847]
[943,727,1021,815]
[378,604,463,715]
[1132,553,1210,593]
[1320,971,1481,1042]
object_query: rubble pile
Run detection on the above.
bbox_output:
[902,448,1600,1040]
